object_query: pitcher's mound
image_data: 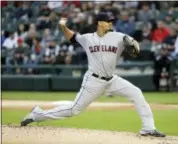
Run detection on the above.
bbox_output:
[2,125,178,144]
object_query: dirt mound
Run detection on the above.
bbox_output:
[2,125,178,144]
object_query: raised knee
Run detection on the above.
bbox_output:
[134,87,142,95]
[130,87,145,100]
[133,87,147,101]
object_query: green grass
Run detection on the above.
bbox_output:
[2,91,178,104]
[2,109,178,136]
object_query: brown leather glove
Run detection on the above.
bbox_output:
[123,35,140,57]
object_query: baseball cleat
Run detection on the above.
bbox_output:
[21,119,34,126]
[140,129,166,137]
[20,105,41,126]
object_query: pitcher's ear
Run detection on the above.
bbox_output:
[109,23,113,28]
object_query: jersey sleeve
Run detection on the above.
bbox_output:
[75,33,86,46]
[116,32,135,50]
[116,32,125,51]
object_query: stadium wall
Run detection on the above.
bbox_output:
[2,75,155,91]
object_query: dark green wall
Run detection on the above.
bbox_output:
[2,59,177,91]
[2,75,51,91]
[2,75,155,91]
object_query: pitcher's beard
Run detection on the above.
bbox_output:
[104,29,113,34]
[97,27,113,37]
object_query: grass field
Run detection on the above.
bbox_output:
[2,91,178,104]
[2,109,178,136]
[2,91,178,136]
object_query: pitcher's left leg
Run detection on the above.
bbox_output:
[106,75,165,137]
[120,87,155,131]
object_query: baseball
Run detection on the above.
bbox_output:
[59,19,66,26]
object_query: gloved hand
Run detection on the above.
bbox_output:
[123,35,140,57]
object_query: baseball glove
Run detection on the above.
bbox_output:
[123,35,140,57]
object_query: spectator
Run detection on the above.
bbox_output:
[2,30,18,50]
[68,8,82,31]
[25,23,38,47]
[55,50,66,64]
[74,48,88,65]
[133,22,152,42]
[41,28,54,48]
[31,37,44,64]
[47,0,63,14]
[75,12,88,33]
[43,41,59,64]
[152,20,170,43]
[115,11,136,36]
[48,11,58,30]
[59,41,75,54]
[37,11,58,30]
[25,54,39,75]
[48,0,63,10]
[164,13,174,26]
[1,30,10,65]
[137,3,155,22]
[14,38,29,65]
[54,42,75,65]
[37,3,52,30]
[174,18,178,33]
[7,38,29,74]
[38,3,51,18]
[16,23,28,40]
[78,13,96,34]
[153,47,172,91]
[65,54,73,65]
[142,23,152,42]
[2,30,18,67]
[15,2,32,20]
[173,36,178,57]
[163,27,177,55]
[1,30,10,46]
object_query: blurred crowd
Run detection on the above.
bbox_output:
[1,1,178,74]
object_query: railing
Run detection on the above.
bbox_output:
[1,60,178,91]
[1,61,154,69]
[1,61,154,75]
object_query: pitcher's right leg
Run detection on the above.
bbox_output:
[21,73,107,126]
[30,86,96,122]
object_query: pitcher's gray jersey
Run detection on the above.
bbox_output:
[75,32,125,77]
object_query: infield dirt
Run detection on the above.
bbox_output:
[2,125,178,144]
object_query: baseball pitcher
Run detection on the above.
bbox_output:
[21,12,165,137]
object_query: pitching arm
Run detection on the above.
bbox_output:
[59,18,76,42]
[59,18,85,45]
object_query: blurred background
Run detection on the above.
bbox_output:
[1,1,178,92]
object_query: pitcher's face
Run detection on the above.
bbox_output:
[98,21,112,32]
